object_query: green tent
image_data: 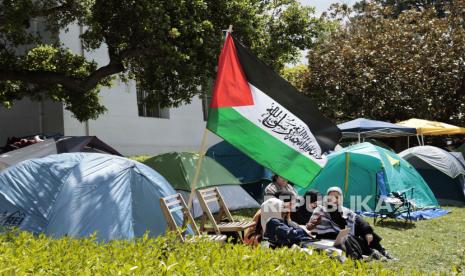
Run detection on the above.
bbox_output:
[298,143,438,212]
[143,152,241,191]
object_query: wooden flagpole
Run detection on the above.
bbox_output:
[187,128,209,209]
[187,25,233,210]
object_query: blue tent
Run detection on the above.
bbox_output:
[207,141,272,203]
[0,153,189,240]
[338,118,417,139]
[207,141,272,183]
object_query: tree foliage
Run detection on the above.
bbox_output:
[367,0,451,16]
[305,1,465,124]
[281,64,309,92]
[0,0,322,121]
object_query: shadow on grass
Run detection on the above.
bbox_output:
[374,219,416,230]
[231,208,258,218]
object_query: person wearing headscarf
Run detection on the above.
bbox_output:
[264,174,298,198]
[307,187,395,260]
[291,189,322,225]
[261,191,313,248]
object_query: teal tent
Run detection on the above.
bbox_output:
[298,143,438,212]
[0,153,189,240]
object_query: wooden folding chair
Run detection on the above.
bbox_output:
[159,193,226,243]
[196,187,255,241]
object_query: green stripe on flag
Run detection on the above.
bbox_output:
[207,107,321,187]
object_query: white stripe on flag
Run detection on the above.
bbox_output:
[233,83,326,166]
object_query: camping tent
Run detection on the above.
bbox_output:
[399,146,465,205]
[143,152,259,217]
[454,143,465,160]
[298,143,438,212]
[450,151,465,166]
[396,118,465,136]
[0,136,121,171]
[339,138,394,152]
[338,118,417,141]
[0,153,188,240]
[206,141,272,203]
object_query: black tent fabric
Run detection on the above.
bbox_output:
[0,136,121,171]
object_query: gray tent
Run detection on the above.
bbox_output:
[399,146,465,205]
[0,136,121,171]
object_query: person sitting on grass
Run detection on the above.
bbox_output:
[307,187,396,260]
[261,191,313,248]
[264,174,297,198]
[291,189,322,225]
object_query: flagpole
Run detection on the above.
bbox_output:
[187,25,233,210]
[187,128,210,209]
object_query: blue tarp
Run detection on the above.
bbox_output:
[207,141,272,183]
[338,118,417,138]
[359,208,449,221]
[0,153,189,240]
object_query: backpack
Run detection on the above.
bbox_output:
[337,235,364,260]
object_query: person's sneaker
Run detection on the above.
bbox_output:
[381,250,399,261]
[370,249,387,262]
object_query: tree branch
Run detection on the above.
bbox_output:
[81,62,125,91]
[0,45,142,95]
[0,61,125,94]
[0,70,81,91]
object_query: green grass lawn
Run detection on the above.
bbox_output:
[374,206,465,273]
[0,207,463,274]
[232,206,465,274]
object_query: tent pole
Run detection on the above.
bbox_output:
[416,134,421,146]
[188,128,209,210]
[421,134,425,146]
[358,133,361,144]
[407,136,410,148]
[344,152,350,197]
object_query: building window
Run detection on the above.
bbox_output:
[136,88,170,119]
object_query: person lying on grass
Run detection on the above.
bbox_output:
[306,187,396,260]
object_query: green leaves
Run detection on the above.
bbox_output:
[0,228,395,274]
[1,0,323,121]
[25,45,97,77]
[305,1,465,124]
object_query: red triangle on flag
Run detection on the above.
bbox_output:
[210,35,254,108]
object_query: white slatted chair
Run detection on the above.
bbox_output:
[196,187,255,241]
[159,193,226,243]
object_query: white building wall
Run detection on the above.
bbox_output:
[0,18,64,145]
[59,23,220,156]
[0,100,64,145]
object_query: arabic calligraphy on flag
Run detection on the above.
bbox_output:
[259,103,323,159]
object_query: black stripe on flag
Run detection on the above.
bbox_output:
[232,36,341,153]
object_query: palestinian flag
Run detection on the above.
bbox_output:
[207,34,341,186]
